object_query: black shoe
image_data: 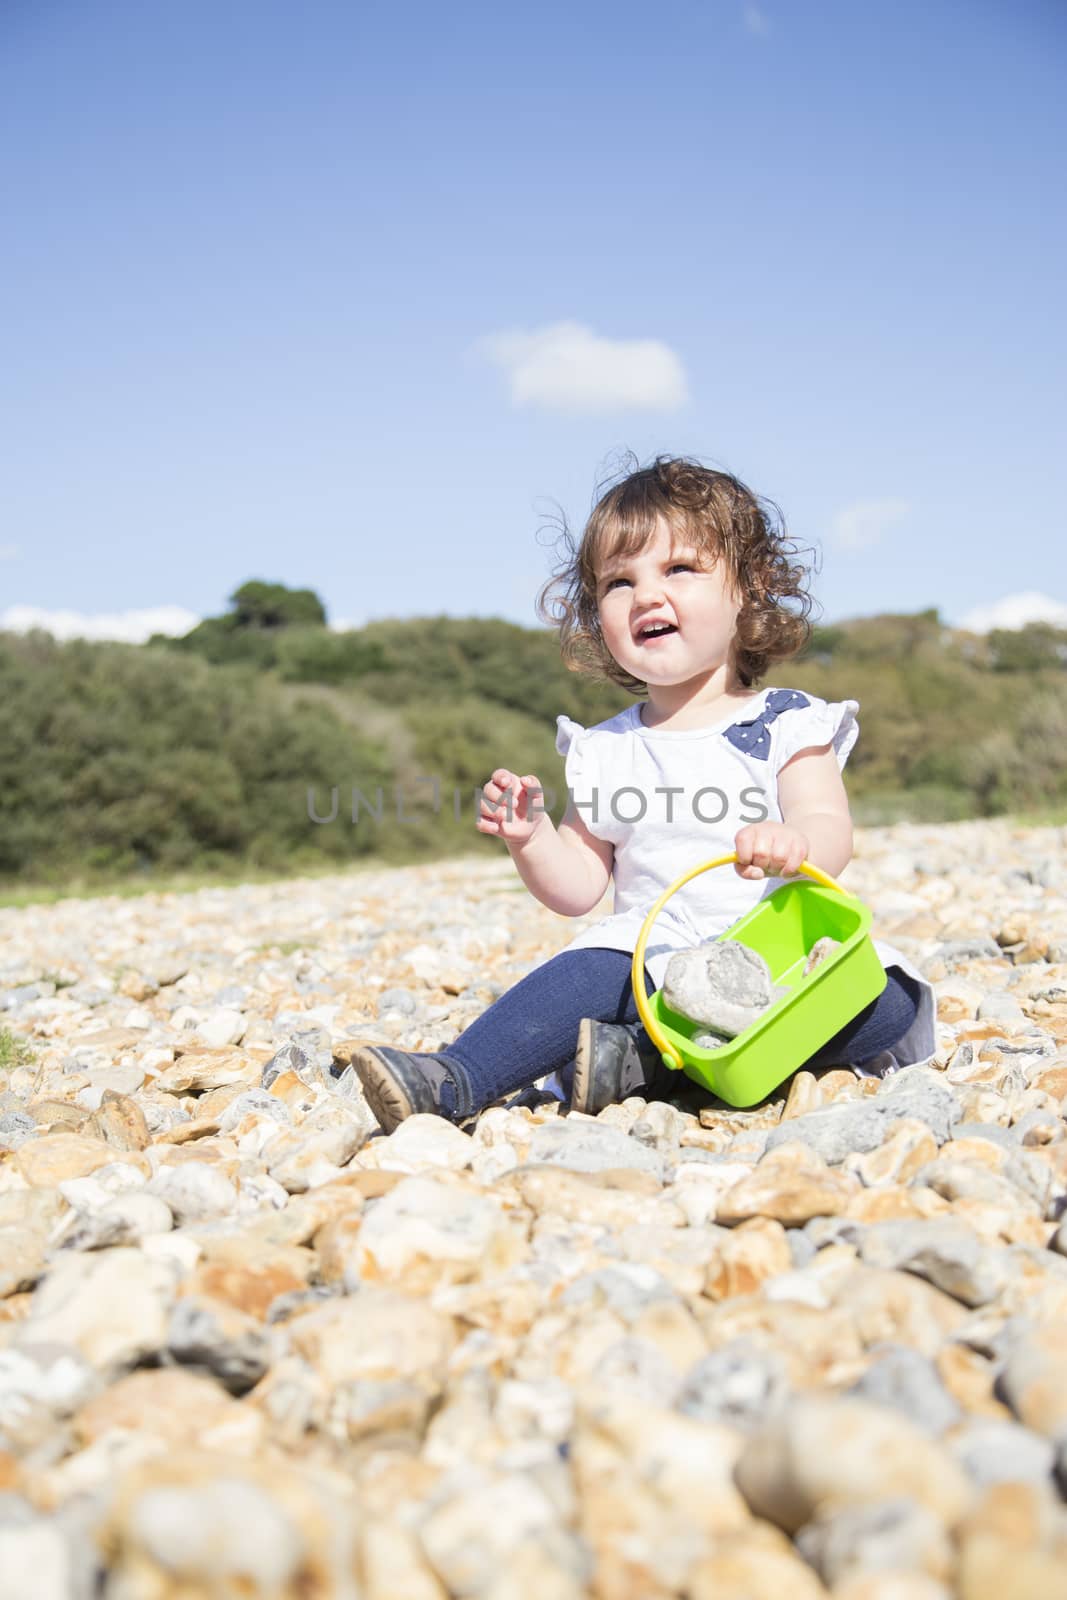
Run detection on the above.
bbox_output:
[570,1018,666,1115]
[351,1044,472,1133]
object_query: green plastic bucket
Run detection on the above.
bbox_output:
[632,853,886,1107]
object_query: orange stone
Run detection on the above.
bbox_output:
[938,1342,1011,1420]
[183,1248,315,1320]
[704,1216,792,1300]
[1028,1064,1067,1100]
[14,1132,148,1186]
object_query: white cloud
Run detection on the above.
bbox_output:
[476,320,688,415]
[0,604,200,643]
[0,543,19,561]
[954,591,1067,634]
[829,498,911,552]
[743,4,771,36]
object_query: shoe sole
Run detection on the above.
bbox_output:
[571,1018,596,1115]
[351,1045,415,1134]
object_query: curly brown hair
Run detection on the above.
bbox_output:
[537,454,817,692]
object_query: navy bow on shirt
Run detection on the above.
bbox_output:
[722,689,811,761]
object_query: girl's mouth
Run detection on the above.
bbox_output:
[636,622,678,642]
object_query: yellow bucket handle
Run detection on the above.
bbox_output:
[631,853,848,1070]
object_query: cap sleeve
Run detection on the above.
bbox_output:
[555,714,600,820]
[774,695,860,773]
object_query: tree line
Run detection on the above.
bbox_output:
[0,582,1064,888]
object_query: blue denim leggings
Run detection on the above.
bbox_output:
[441,946,922,1116]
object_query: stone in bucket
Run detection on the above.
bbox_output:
[662,940,788,1043]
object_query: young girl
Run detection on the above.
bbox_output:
[354,457,935,1131]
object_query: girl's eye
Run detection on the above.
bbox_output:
[668,563,694,574]
[601,575,629,592]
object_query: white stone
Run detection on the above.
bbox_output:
[354,1175,523,1287]
[127,1478,305,1587]
[378,1114,475,1172]
[16,1248,177,1371]
[192,1007,247,1049]
[148,1162,238,1224]
[0,1523,74,1600]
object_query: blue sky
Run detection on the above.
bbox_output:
[2,0,1065,642]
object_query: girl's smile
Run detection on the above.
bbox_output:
[596,520,742,699]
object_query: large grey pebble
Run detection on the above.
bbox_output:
[376,986,418,1017]
[860,1218,1005,1307]
[766,1069,961,1165]
[796,1497,952,1586]
[677,1342,789,1431]
[846,1345,961,1434]
[949,1419,1055,1488]
[525,1121,666,1180]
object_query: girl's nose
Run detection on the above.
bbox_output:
[633,570,665,606]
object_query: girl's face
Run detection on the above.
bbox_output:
[595,518,742,689]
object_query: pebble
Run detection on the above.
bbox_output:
[797,1496,954,1586]
[662,939,785,1036]
[765,1070,963,1164]
[166,1297,272,1395]
[949,1419,1056,1489]
[735,1395,974,1532]
[676,1342,790,1431]
[847,1345,961,1434]
[0,819,1063,1591]
[525,1119,668,1180]
[859,1218,1006,1307]
[15,1248,176,1372]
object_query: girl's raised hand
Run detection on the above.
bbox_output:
[734,822,809,880]
[477,768,547,845]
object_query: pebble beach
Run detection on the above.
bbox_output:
[1,817,1066,1597]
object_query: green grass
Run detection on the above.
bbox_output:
[0,854,405,909]
[0,1028,35,1070]
[253,937,322,956]
[1003,802,1067,827]
[0,844,496,910]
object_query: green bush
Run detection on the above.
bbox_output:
[0,634,392,882]
[4,608,1067,890]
